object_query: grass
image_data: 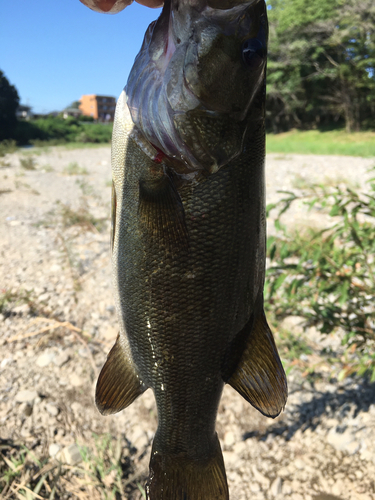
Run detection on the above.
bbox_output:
[63,162,88,176]
[61,142,111,151]
[0,140,17,157]
[59,203,106,232]
[266,129,375,157]
[0,435,146,500]
[19,157,36,170]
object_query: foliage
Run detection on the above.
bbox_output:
[11,116,112,145]
[266,168,375,381]
[0,139,17,157]
[266,129,375,157]
[266,0,375,132]
[19,156,36,170]
[63,162,88,175]
[0,71,20,141]
[0,435,145,499]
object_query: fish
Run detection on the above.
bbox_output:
[94,0,288,498]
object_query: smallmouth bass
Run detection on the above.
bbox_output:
[95,0,288,498]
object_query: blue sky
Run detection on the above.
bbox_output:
[1,0,162,113]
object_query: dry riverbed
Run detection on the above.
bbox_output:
[0,145,375,499]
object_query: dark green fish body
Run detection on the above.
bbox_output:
[96,1,287,498]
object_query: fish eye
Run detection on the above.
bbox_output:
[241,38,266,69]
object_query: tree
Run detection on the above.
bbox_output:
[266,0,375,132]
[0,70,20,141]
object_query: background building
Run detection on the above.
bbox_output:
[79,95,116,122]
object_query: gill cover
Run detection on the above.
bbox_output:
[126,0,268,173]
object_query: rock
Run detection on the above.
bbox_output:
[279,316,305,334]
[13,303,30,315]
[58,444,82,465]
[270,477,283,497]
[294,458,305,470]
[70,374,84,387]
[38,292,50,302]
[224,431,235,447]
[36,351,55,367]
[45,403,59,417]
[1,358,12,369]
[49,443,61,457]
[53,351,70,367]
[50,264,61,272]
[20,402,33,416]
[327,429,359,454]
[15,390,38,403]
[251,465,270,489]
[223,451,237,466]
[71,402,83,415]
[103,325,117,341]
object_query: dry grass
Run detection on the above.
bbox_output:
[0,434,147,500]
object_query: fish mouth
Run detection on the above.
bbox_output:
[126,0,267,173]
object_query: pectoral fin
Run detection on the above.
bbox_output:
[223,305,287,418]
[138,171,189,252]
[96,334,147,415]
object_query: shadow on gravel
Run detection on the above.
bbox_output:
[243,379,375,442]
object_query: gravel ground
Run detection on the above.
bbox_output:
[1,145,374,499]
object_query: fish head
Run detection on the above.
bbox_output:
[126,0,268,174]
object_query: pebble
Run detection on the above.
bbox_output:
[13,304,30,315]
[49,443,61,457]
[36,351,55,368]
[70,374,85,387]
[1,358,12,369]
[53,351,70,367]
[15,390,38,403]
[270,477,283,497]
[20,402,33,416]
[58,444,82,465]
[327,430,359,454]
[45,403,59,416]
[224,431,236,447]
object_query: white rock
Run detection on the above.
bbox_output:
[1,358,12,369]
[223,451,237,466]
[13,304,30,314]
[71,402,83,415]
[327,429,359,454]
[249,483,261,493]
[70,374,84,387]
[294,458,305,470]
[49,444,61,457]
[270,477,282,497]
[38,293,50,302]
[224,431,235,447]
[36,351,55,367]
[53,351,70,367]
[50,264,61,272]
[58,444,82,465]
[45,403,59,416]
[15,390,38,403]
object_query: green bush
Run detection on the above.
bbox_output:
[13,117,112,145]
[0,139,17,157]
[266,169,375,381]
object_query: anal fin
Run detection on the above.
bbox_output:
[96,333,147,415]
[223,305,287,418]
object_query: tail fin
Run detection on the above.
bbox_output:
[146,433,228,500]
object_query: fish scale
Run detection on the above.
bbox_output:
[94,1,287,498]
